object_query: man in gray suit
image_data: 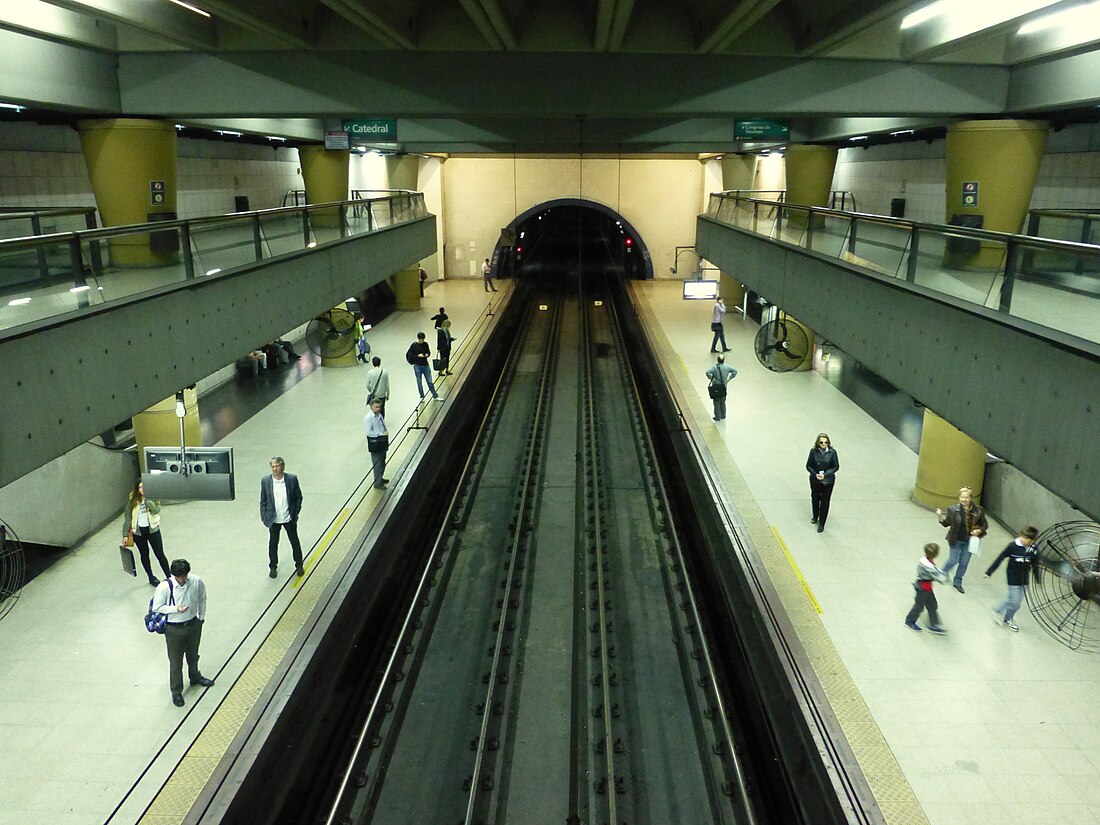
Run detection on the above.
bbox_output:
[260,456,304,578]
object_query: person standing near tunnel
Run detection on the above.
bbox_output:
[710,296,729,353]
[482,258,497,292]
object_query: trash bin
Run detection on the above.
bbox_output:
[890,198,906,218]
[234,195,250,212]
[946,214,983,255]
[147,212,179,253]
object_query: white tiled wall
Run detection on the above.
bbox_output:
[0,124,304,227]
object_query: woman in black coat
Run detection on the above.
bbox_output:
[806,432,839,533]
[436,319,455,376]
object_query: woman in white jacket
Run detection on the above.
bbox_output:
[122,480,172,586]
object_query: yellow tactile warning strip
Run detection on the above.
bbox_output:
[138,289,513,824]
[632,285,928,825]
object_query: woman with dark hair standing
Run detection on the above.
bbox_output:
[437,319,456,376]
[122,479,172,585]
[806,432,840,533]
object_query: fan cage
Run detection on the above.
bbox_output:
[0,520,25,623]
[1028,521,1100,653]
[753,316,810,373]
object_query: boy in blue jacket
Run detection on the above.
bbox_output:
[983,525,1040,632]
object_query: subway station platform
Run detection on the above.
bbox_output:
[632,280,1100,825]
[0,280,507,825]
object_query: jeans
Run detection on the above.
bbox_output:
[905,587,941,627]
[268,521,303,569]
[941,540,971,586]
[134,525,171,580]
[370,449,387,487]
[997,585,1026,622]
[413,364,438,399]
[165,619,203,695]
[810,479,835,527]
[710,322,727,351]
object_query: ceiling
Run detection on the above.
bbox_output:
[2,1,1100,152]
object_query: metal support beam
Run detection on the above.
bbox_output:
[319,0,416,49]
[696,217,1100,521]
[595,0,636,51]
[0,217,436,489]
[457,0,512,50]
[698,0,782,53]
[200,0,316,49]
[43,0,216,49]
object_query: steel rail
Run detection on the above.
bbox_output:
[605,286,759,825]
[462,294,563,825]
[579,295,621,825]
[321,297,535,825]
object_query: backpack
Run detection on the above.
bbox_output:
[405,344,418,365]
[145,579,175,634]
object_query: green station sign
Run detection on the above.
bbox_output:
[734,119,790,141]
[342,119,398,142]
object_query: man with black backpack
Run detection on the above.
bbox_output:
[406,332,440,401]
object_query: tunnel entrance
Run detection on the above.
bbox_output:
[492,199,653,281]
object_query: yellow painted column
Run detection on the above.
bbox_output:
[385,155,419,191]
[720,154,756,191]
[913,409,987,510]
[77,118,178,267]
[299,145,349,228]
[391,265,422,311]
[784,145,838,207]
[943,119,1047,269]
[133,389,201,472]
[719,271,745,309]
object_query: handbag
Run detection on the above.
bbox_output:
[367,435,389,453]
[144,580,174,634]
[967,535,982,557]
[432,358,443,372]
[707,382,726,399]
[120,545,137,577]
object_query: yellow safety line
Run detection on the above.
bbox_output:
[771,526,823,614]
[293,506,352,588]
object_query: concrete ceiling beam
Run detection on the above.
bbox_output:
[42,0,216,49]
[319,0,416,50]
[698,0,782,53]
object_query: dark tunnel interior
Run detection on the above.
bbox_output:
[497,203,649,281]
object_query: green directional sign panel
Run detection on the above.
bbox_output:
[342,119,398,142]
[734,119,790,140]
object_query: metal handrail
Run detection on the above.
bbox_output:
[0,193,426,252]
[1028,208,1100,219]
[0,206,98,221]
[709,192,1100,255]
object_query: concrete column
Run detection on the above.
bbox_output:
[391,265,422,311]
[720,154,756,191]
[77,118,178,267]
[385,155,419,191]
[299,145,349,227]
[133,389,201,472]
[784,145,838,207]
[944,119,1047,269]
[913,409,987,510]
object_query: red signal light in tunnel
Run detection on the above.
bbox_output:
[625,238,633,246]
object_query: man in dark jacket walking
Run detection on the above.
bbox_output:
[260,456,304,578]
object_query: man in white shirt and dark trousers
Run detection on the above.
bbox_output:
[260,456,305,578]
[364,399,389,489]
[710,296,730,353]
[151,558,214,707]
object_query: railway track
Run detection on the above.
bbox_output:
[324,272,757,825]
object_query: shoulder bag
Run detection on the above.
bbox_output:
[145,580,175,634]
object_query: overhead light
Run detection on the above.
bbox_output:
[901,0,952,29]
[307,242,317,248]
[8,297,31,306]
[1018,0,1100,34]
[175,124,185,130]
[69,285,91,293]
[850,135,869,141]
[205,268,222,276]
[902,0,1062,32]
[265,135,286,142]
[215,129,242,137]
[0,102,26,112]
[890,129,915,136]
[168,0,211,18]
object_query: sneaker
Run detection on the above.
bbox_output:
[905,622,922,632]
[927,625,948,635]
[1005,621,1019,632]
